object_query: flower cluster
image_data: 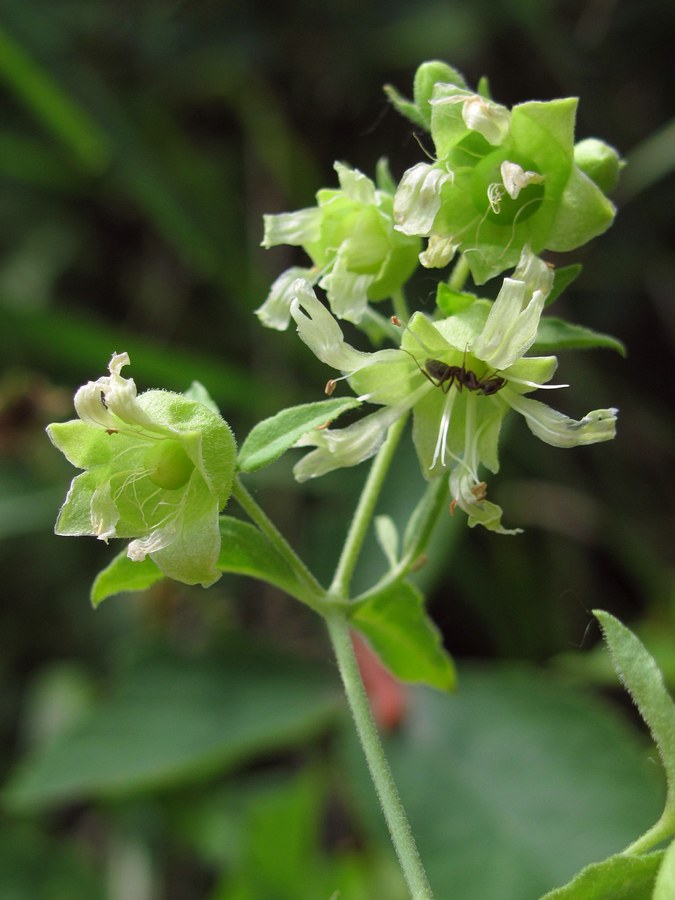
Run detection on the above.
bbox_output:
[390,62,621,284]
[47,353,236,586]
[288,249,617,533]
[257,161,420,328]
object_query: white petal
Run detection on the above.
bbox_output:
[290,279,370,371]
[419,234,459,269]
[320,245,376,324]
[507,394,618,447]
[261,208,323,248]
[334,161,377,205]
[461,95,511,145]
[255,266,316,331]
[472,278,546,370]
[393,163,453,236]
[293,404,406,481]
[500,161,545,199]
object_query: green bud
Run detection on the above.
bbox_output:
[574,137,623,193]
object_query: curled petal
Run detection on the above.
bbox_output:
[461,95,511,145]
[507,394,618,447]
[320,245,376,323]
[394,163,454,236]
[419,234,459,269]
[290,279,371,371]
[293,403,409,482]
[334,161,377,206]
[255,266,317,331]
[472,278,546,370]
[501,161,545,199]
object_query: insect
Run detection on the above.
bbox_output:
[401,349,506,396]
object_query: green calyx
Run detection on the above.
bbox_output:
[144,439,195,490]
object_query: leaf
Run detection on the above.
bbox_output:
[237,397,361,473]
[545,263,583,306]
[594,610,675,819]
[91,550,163,606]
[342,667,664,900]
[350,581,456,691]
[217,516,314,603]
[3,643,339,811]
[532,317,626,355]
[540,851,663,899]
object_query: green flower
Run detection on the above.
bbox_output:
[392,66,618,284]
[257,161,420,328]
[47,353,237,586]
[289,251,617,533]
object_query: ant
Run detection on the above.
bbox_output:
[401,348,506,396]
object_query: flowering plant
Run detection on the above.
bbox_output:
[46,61,675,900]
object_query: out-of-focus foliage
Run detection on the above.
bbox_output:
[1,0,673,896]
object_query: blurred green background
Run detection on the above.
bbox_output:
[1,0,673,897]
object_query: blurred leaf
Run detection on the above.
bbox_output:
[532,317,626,355]
[0,304,285,413]
[540,851,663,899]
[350,580,456,691]
[4,642,339,811]
[238,397,361,473]
[343,667,664,900]
[0,822,106,900]
[0,23,109,171]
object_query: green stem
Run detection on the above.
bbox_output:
[447,254,471,292]
[623,812,675,855]
[329,413,408,598]
[351,476,449,606]
[391,288,410,324]
[325,608,434,899]
[232,476,326,611]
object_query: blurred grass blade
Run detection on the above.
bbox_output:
[0,23,109,171]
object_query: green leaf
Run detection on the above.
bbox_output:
[3,643,338,811]
[343,667,664,900]
[540,851,663,899]
[546,263,583,307]
[350,581,456,691]
[237,397,361,473]
[91,550,163,606]
[594,610,675,832]
[435,283,478,316]
[654,839,675,900]
[217,516,314,603]
[532,317,626,355]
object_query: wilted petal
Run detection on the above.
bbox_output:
[394,163,453,236]
[255,266,316,331]
[501,161,545,199]
[290,279,371,371]
[320,246,376,323]
[461,95,511,145]
[334,161,377,206]
[293,403,408,482]
[419,234,459,268]
[261,208,323,248]
[507,394,618,447]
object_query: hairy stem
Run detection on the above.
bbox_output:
[329,413,408,598]
[326,608,434,899]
